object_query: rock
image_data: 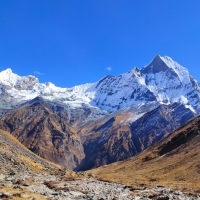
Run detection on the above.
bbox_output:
[0,174,5,181]
[0,192,13,198]
[9,169,16,175]
[52,192,59,195]
[6,177,13,181]
[69,190,84,196]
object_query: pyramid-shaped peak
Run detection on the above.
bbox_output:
[154,54,161,59]
[141,55,191,84]
[141,55,170,74]
[141,55,189,74]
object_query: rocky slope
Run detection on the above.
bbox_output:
[0,101,84,169]
[0,129,135,199]
[77,102,195,170]
[0,128,62,199]
[0,129,198,200]
[88,114,200,194]
[20,96,108,129]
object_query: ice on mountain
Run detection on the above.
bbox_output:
[0,55,199,114]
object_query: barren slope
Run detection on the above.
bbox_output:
[0,102,84,169]
[0,129,63,199]
[88,115,200,193]
[77,103,195,170]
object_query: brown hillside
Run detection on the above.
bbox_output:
[77,103,195,171]
[0,129,61,173]
[0,102,84,169]
[88,115,200,192]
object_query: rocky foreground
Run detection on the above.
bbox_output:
[1,173,200,200]
[0,129,199,199]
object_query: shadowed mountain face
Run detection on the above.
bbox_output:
[88,114,200,191]
[141,55,174,74]
[76,103,195,171]
[0,102,84,170]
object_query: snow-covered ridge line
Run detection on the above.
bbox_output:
[160,56,190,83]
[0,55,199,114]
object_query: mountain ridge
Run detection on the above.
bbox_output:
[0,55,199,170]
[0,55,199,115]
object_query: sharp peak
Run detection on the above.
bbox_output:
[154,54,161,58]
[141,54,185,73]
[19,96,47,109]
[27,99,51,111]
[152,54,171,61]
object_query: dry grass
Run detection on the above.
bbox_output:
[0,129,61,173]
[88,116,200,193]
[0,185,46,200]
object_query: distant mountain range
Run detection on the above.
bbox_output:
[0,55,199,170]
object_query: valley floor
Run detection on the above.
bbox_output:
[1,173,200,200]
[1,128,200,199]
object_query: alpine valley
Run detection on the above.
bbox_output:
[0,55,200,171]
[1,55,200,199]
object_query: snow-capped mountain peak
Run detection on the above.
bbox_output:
[0,68,39,91]
[0,68,20,86]
[0,55,199,114]
[88,55,200,112]
[141,55,190,83]
[1,68,12,74]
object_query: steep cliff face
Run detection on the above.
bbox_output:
[0,102,84,169]
[76,103,195,171]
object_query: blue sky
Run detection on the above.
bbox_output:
[0,0,200,87]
